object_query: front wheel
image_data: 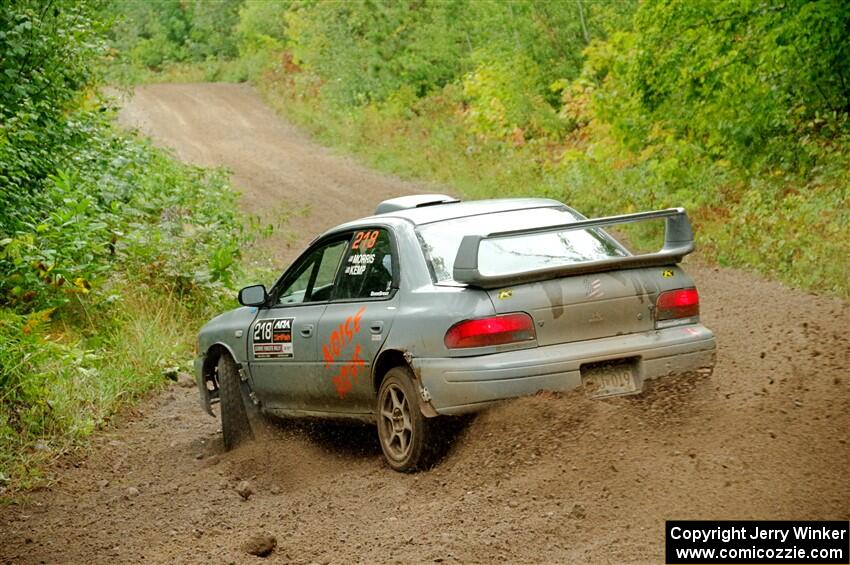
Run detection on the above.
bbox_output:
[376,366,442,472]
[217,354,256,450]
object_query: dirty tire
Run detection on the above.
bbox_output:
[218,354,254,450]
[377,365,442,472]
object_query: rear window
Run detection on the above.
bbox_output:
[416,207,627,283]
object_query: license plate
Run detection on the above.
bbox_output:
[581,360,640,399]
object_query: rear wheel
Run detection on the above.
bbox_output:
[377,366,441,472]
[217,354,257,450]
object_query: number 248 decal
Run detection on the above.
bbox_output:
[352,230,379,250]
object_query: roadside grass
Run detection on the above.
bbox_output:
[0,2,266,498]
[105,57,260,87]
[0,92,303,495]
[0,118,253,495]
[0,280,236,497]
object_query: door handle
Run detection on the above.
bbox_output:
[370,321,384,334]
[300,324,314,338]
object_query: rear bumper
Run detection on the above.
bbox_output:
[412,324,716,415]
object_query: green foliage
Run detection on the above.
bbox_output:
[286,0,460,105]
[0,282,233,491]
[0,107,244,311]
[238,0,849,297]
[236,0,289,55]
[0,0,105,193]
[597,0,850,170]
[280,0,622,108]
[462,52,564,140]
[1,0,245,312]
[0,310,62,438]
[0,0,246,492]
[106,0,243,70]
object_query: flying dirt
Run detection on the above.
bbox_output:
[1,84,847,564]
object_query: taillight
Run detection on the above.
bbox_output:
[444,313,536,349]
[655,288,700,327]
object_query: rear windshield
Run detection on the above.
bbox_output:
[416,207,627,283]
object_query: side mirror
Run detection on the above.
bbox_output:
[238,284,268,307]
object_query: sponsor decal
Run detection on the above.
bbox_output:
[662,269,675,278]
[344,252,375,276]
[331,344,366,399]
[252,318,294,358]
[321,307,368,398]
[498,288,513,300]
[322,307,365,366]
[344,230,380,276]
[585,277,604,298]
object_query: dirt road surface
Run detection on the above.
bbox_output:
[1,83,848,564]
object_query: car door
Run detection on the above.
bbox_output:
[316,227,400,414]
[248,236,350,412]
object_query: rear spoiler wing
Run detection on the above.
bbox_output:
[452,207,694,289]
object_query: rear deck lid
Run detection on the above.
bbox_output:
[487,270,658,345]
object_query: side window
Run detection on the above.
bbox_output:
[277,259,313,304]
[276,239,348,305]
[310,240,347,301]
[335,228,395,300]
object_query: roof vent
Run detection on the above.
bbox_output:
[375,194,460,215]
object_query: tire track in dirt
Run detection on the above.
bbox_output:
[1,83,847,564]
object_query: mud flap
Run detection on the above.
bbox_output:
[197,373,214,416]
[408,356,439,418]
[196,356,221,417]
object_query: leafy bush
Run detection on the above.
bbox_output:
[0,280,236,491]
[105,0,243,74]
[0,0,105,193]
[462,53,565,141]
[236,0,290,56]
[0,0,246,492]
[0,109,244,311]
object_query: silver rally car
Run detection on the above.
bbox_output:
[195,195,716,471]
